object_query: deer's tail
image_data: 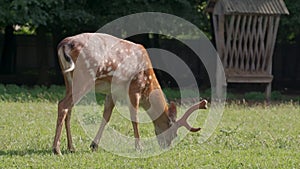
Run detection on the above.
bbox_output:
[58,45,75,73]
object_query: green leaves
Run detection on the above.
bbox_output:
[278,0,300,43]
[0,0,212,38]
[1,0,298,44]
[0,0,94,34]
[6,0,54,26]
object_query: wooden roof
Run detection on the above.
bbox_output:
[206,0,289,15]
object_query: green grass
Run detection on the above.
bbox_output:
[0,85,300,168]
[1,84,299,102]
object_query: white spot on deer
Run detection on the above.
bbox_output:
[131,51,135,56]
[101,64,106,71]
[99,66,105,72]
[149,75,152,80]
[107,66,112,72]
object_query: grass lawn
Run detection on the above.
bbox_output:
[0,85,299,168]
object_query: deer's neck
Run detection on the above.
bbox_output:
[142,80,170,128]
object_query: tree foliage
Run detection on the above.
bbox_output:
[0,0,93,34]
[0,0,210,36]
[84,0,210,35]
[1,0,298,42]
[278,0,300,43]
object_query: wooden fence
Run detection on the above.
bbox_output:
[0,34,299,89]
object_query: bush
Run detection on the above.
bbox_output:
[0,84,297,103]
[244,92,265,101]
[271,91,284,100]
[0,84,65,102]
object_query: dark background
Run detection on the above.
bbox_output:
[0,0,299,93]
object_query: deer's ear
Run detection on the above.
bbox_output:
[168,101,177,120]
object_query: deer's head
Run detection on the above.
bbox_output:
[154,100,208,148]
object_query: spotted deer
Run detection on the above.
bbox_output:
[53,33,207,155]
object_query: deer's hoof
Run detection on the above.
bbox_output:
[53,147,62,156]
[90,141,98,152]
[68,146,76,153]
[135,143,143,152]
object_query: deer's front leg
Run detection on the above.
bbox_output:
[90,94,115,151]
[129,93,142,151]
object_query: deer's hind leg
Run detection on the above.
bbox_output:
[53,92,73,155]
[53,75,94,155]
[65,108,75,153]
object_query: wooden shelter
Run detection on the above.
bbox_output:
[207,0,289,100]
